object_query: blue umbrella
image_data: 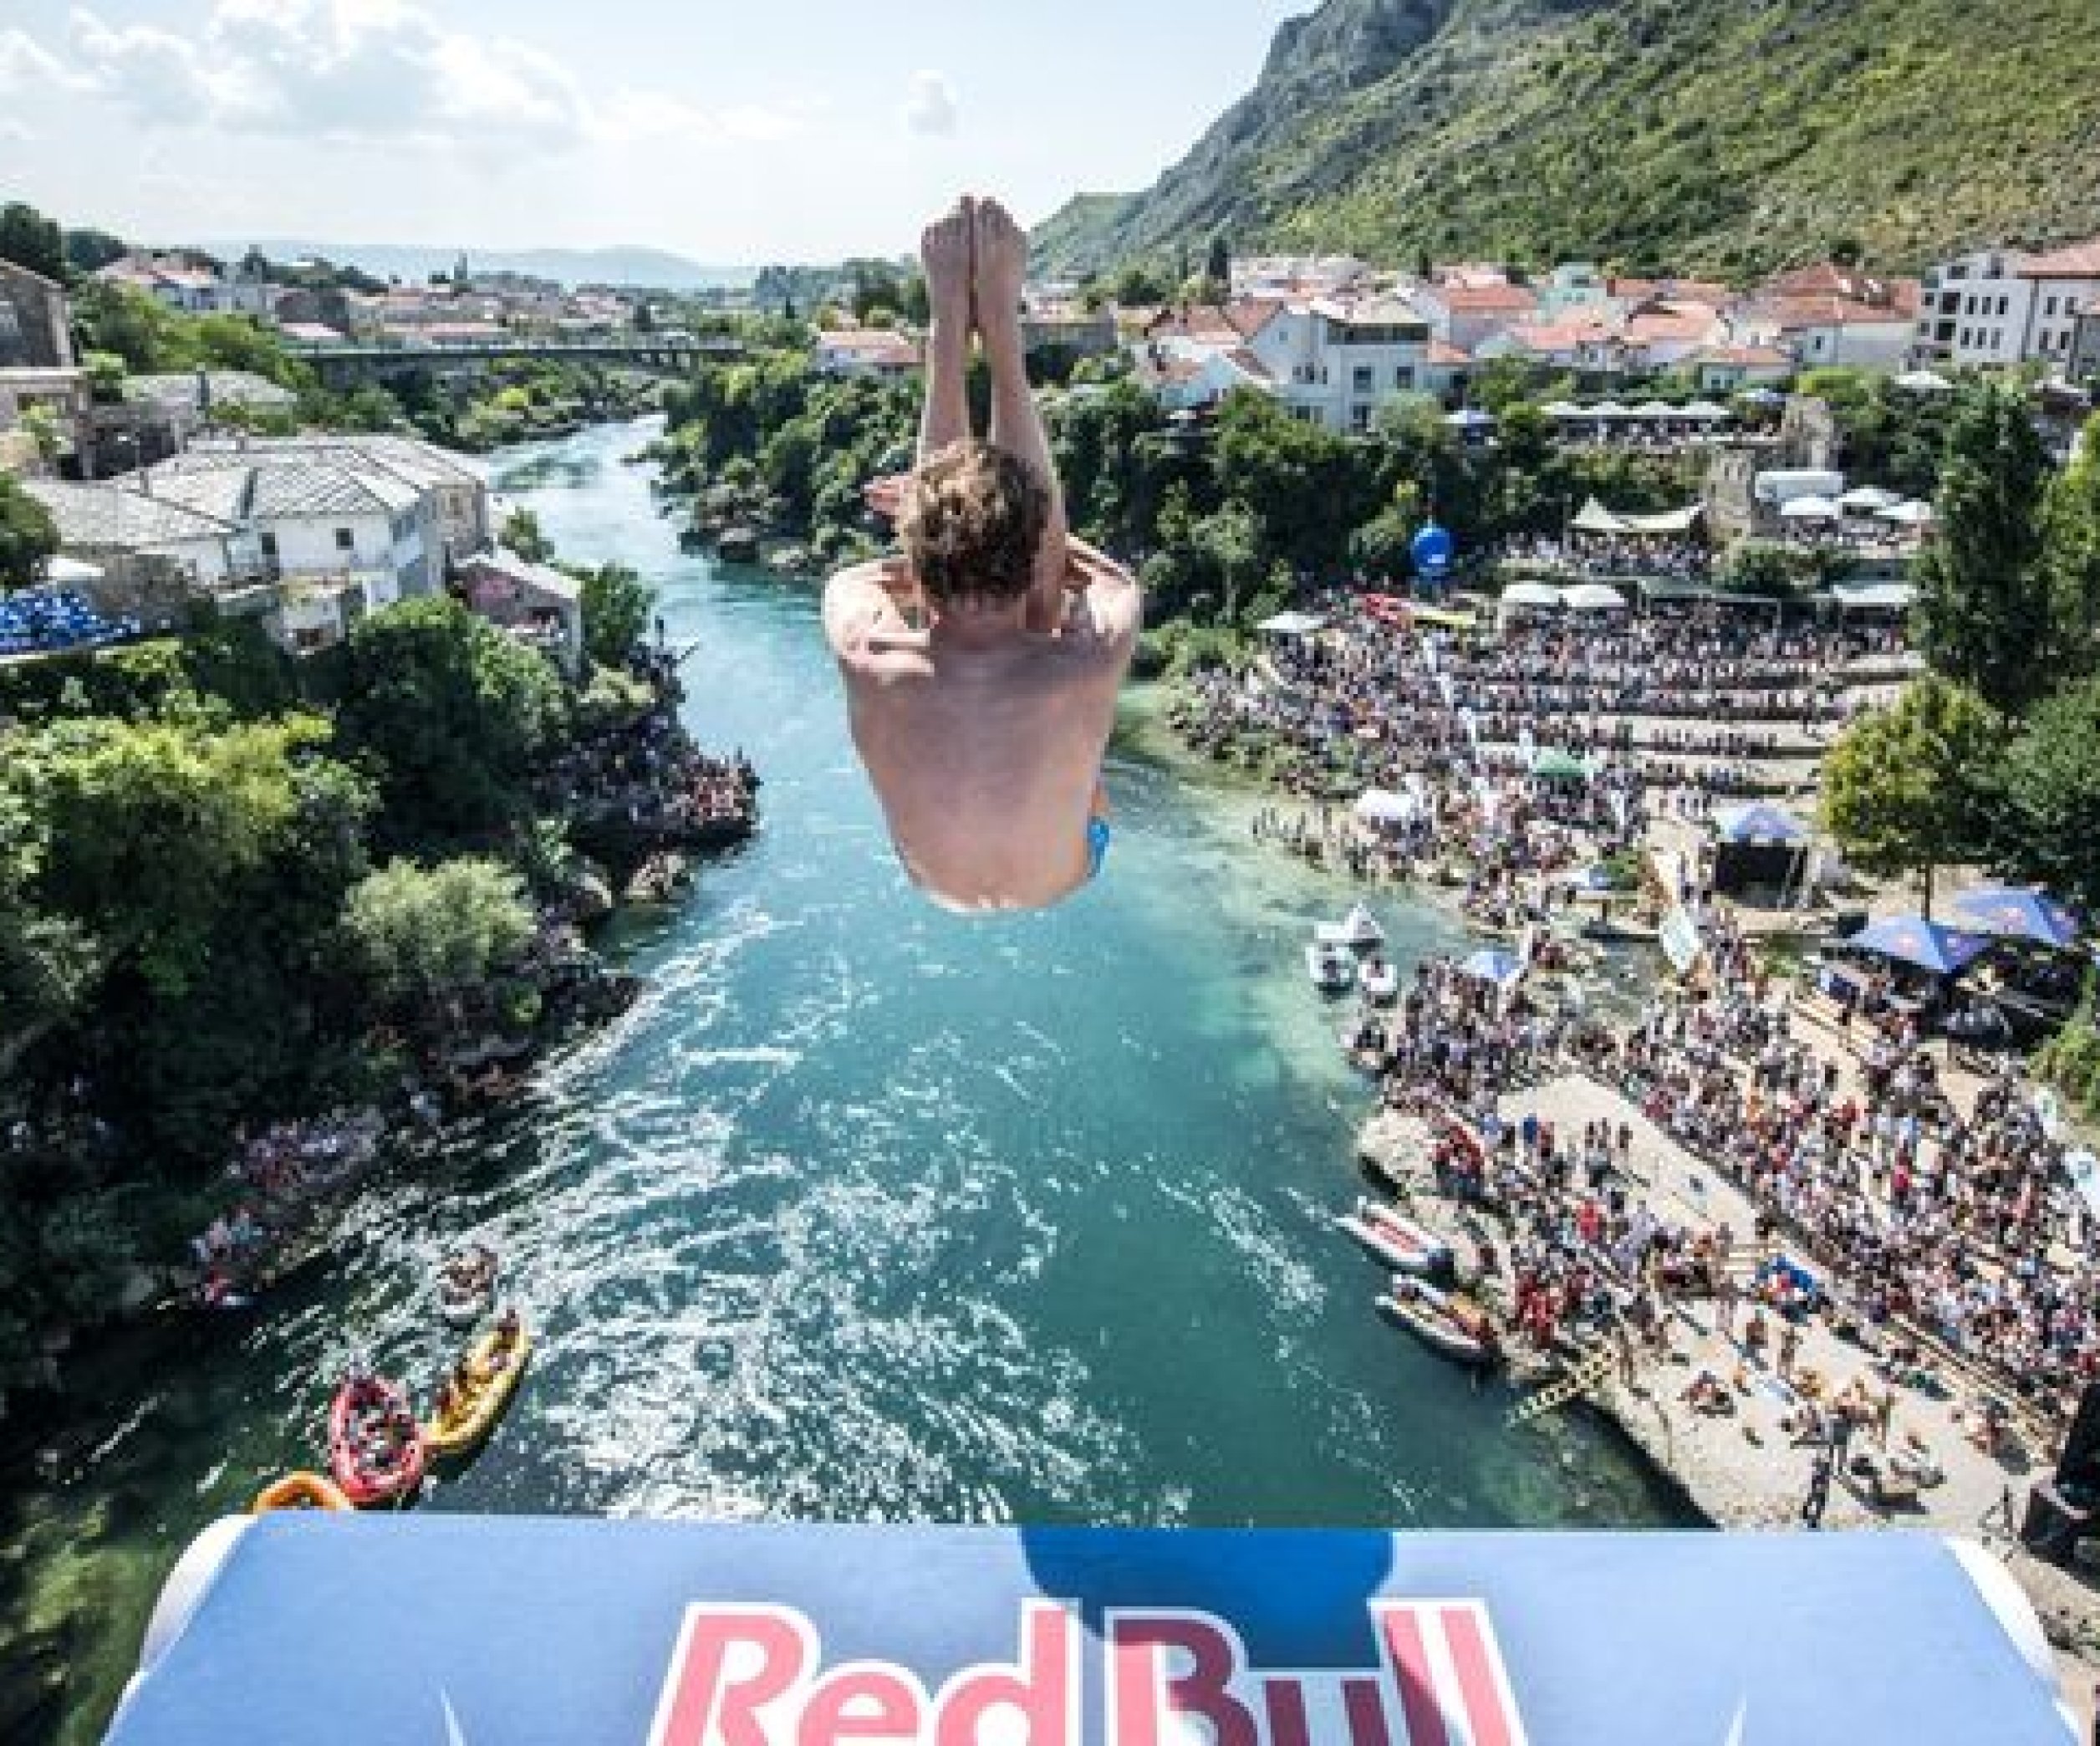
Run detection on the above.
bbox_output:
[1717,803,1807,845]
[1951,886,2082,950]
[1844,915,1993,977]
[1458,947,1526,985]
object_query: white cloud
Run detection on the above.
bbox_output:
[0,26,92,91]
[901,69,957,137]
[0,120,34,145]
[15,3,803,153]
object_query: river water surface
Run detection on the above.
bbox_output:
[4,419,1691,1743]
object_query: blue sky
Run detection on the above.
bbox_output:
[0,0,1306,262]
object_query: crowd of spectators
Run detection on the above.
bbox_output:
[1496,534,1712,582]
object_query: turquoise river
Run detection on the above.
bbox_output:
[2,418,1692,1744]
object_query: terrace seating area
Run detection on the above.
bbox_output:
[0,587,144,660]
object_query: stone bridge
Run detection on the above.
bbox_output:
[287,334,742,385]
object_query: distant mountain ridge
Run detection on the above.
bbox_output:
[196,239,752,290]
[1034,0,2100,278]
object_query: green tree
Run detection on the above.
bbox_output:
[1820,676,2003,914]
[62,226,130,275]
[501,505,553,563]
[0,200,64,280]
[2041,411,2100,676]
[332,597,566,850]
[1997,676,2100,912]
[3,712,333,995]
[340,856,534,1015]
[572,561,655,669]
[0,474,59,585]
[1914,381,2057,713]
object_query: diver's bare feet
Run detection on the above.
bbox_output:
[971,197,1027,335]
[920,197,975,329]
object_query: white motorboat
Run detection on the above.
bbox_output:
[1358,1197,1455,1272]
[1317,901,1385,949]
[1305,942,1357,991]
[1358,957,1400,1002]
[1336,1198,1450,1278]
[1377,1276,1497,1367]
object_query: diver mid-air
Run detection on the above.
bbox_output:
[823,195,1140,911]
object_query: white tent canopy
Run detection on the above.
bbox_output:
[1839,485,1903,513]
[1256,611,1328,637]
[1679,400,1732,421]
[1353,789,1420,824]
[1501,580,1565,609]
[1588,401,1634,419]
[1633,400,1678,418]
[1562,582,1629,611]
[1570,496,1704,537]
[1878,499,1936,526]
[1755,468,1845,506]
[45,554,105,583]
[1780,495,1843,521]
[1832,579,1918,610]
[1895,369,1955,393]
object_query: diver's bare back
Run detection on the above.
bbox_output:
[828,546,1135,910]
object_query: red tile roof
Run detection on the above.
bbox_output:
[1425,340,1472,365]
[1224,298,1287,340]
[1435,283,1539,313]
[2020,240,2100,278]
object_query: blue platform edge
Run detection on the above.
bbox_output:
[108,1519,2072,1744]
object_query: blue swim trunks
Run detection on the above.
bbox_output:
[1086,812,1112,881]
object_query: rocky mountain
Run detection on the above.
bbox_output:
[1034,0,2100,278]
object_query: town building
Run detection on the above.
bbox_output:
[456,547,584,673]
[1533,263,1613,321]
[78,434,481,608]
[94,253,234,314]
[811,329,922,378]
[0,367,90,474]
[124,371,301,447]
[1229,256,1369,299]
[1019,302,1118,361]
[1680,345,1794,394]
[2071,309,2100,384]
[2017,241,2100,369]
[19,475,251,623]
[1912,249,2035,368]
[1174,291,1435,433]
[0,259,74,369]
[1745,265,1921,371]
[1409,279,1540,353]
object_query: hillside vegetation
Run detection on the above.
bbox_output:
[1034,0,2100,278]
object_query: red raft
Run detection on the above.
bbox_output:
[327,1373,427,1509]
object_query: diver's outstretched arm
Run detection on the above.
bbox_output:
[974,197,1070,633]
[917,197,974,467]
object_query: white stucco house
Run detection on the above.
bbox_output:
[2019,241,2100,369]
[1913,249,2036,369]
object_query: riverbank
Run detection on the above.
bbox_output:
[1154,607,2100,1707]
[1359,1071,2100,1718]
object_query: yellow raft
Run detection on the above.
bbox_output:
[426,1320,532,1458]
[252,1471,352,1514]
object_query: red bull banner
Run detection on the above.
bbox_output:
[110,1519,2070,1744]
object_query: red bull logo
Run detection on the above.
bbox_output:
[648,1598,1527,1746]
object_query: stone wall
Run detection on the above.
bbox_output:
[0,263,73,370]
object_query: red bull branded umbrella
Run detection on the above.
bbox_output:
[108,1519,2072,1743]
